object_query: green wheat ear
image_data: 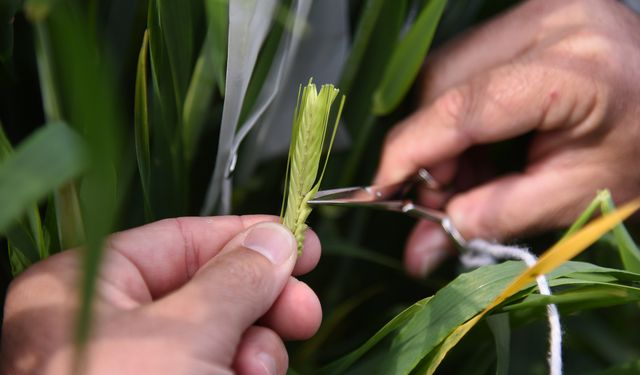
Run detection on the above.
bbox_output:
[281,79,345,254]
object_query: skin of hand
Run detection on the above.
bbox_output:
[1,216,322,375]
[375,0,640,277]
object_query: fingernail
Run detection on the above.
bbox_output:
[257,352,277,375]
[243,223,295,265]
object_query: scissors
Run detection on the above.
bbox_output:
[307,169,468,251]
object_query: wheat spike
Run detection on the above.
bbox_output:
[282,79,345,253]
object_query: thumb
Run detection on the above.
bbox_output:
[153,222,297,362]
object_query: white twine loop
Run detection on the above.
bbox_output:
[461,239,563,375]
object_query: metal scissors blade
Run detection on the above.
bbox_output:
[308,169,467,249]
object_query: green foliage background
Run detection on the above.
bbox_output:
[1,0,639,373]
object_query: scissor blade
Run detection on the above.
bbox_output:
[308,180,408,205]
[308,186,375,205]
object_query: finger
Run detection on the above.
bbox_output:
[260,278,322,340]
[148,222,297,366]
[420,0,544,102]
[404,220,454,278]
[375,56,602,185]
[233,326,288,375]
[292,229,321,276]
[447,165,597,241]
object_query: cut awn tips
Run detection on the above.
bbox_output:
[281,79,345,253]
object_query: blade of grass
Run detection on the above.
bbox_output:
[561,190,608,240]
[338,0,385,94]
[599,193,640,273]
[42,4,124,371]
[0,124,41,271]
[333,0,407,187]
[201,0,278,215]
[155,0,198,115]
[134,29,153,219]
[207,0,228,96]
[54,183,85,248]
[372,0,447,115]
[182,0,228,162]
[33,22,62,121]
[487,313,510,375]
[146,0,188,216]
[505,284,640,312]
[0,122,88,234]
[33,19,86,249]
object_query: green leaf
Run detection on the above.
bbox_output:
[0,122,87,235]
[5,220,40,266]
[505,283,640,312]
[43,5,124,369]
[182,0,228,162]
[600,193,640,273]
[338,0,386,94]
[486,313,510,375]
[372,0,447,115]
[1,123,49,270]
[0,0,20,61]
[336,0,407,186]
[560,191,604,240]
[134,30,152,218]
[206,0,228,95]
[33,21,86,249]
[7,242,32,275]
[560,190,640,273]
[146,0,188,216]
[34,22,63,122]
[154,0,198,113]
[54,183,85,249]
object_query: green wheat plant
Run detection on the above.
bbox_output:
[281,79,345,253]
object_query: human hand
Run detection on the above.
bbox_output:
[375,0,640,277]
[1,216,322,374]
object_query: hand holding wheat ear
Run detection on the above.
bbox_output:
[282,79,345,253]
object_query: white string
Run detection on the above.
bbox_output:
[461,239,563,375]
